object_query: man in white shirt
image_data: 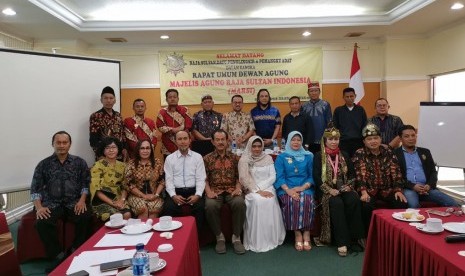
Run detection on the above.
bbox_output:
[163,130,206,231]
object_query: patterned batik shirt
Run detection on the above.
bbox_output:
[124,116,158,158]
[352,146,404,197]
[123,158,164,193]
[203,151,239,194]
[221,111,255,140]
[30,154,90,209]
[301,99,332,144]
[192,110,222,138]
[89,108,126,155]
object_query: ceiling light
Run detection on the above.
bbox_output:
[451,3,464,9]
[302,31,311,37]
[2,8,16,16]
[160,35,170,40]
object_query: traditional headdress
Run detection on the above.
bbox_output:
[321,122,341,185]
[361,123,380,139]
[307,81,320,91]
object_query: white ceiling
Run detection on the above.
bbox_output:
[0,0,464,46]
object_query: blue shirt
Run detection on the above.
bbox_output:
[301,99,332,144]
[274,152,314,196]
[402,147,427,185]
[251,105,281,139]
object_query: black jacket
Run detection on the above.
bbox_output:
[394,147,437,190]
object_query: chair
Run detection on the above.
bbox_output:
[0,212,22,276]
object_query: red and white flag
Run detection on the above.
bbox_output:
[349,43,364,104]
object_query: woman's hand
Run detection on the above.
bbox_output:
[329,189,340,197]
[286,188,300,201]
[257,190,274,198]
[113,199,125,209]
[360,191,370,202]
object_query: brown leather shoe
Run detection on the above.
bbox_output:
[233,240,246,255]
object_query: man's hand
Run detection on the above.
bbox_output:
[74,200,87,215]
[172,195,187,205]
[186,195,200,205]
[231,187,242,197]
[36,206,51,219]
[257,190,274,198]
[206,190,217,199]
[394,191,407,203]
[360,191,370,202]
[113,199,125,209]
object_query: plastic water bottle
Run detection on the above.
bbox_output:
[132,243,150,276]
[273,139,279,154]
[231,138,237,154]
[281,138,286,151]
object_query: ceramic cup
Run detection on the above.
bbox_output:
[159,216,172,229]
[425,217,443,231]
[109,213,123,226]
[149,252,159,269]
[461,205,465,213]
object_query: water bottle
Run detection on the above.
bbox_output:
[273,139,279,154]
[231,138,237,154]
[132,243,150,276]
[281,138,286,151]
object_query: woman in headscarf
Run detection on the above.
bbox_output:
[123,139,165,219]
[313,126,365,256]
[274,131,315,251]
[90,137,132,221]
[239,136,285,252]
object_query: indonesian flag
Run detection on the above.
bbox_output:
[349,43,365,104]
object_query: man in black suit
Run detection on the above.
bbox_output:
[394,125,457,208]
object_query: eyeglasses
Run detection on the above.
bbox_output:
[105,146,118,150]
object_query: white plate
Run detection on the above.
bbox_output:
[392,212,425,222]
[416,224,444,234]
[105,219,128,229]
[117,259,167,275]
[120,223,152,234]
[443,222,465,234]
[153,220,183,231]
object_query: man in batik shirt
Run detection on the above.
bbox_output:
[191,94,222,156]
[352,124,407,232]
[221,94,255,150]
[89,86,126,160]
[156,88,192,158]
[204,129,246,255]
[31,131,92,273]
[124,98,158,158]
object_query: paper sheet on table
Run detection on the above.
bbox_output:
[94,232,153,247]
[66,248,136,275]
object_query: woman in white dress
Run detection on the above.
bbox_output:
[239,136,286,252]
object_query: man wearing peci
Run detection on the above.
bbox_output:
[394,125,457,208]
[282,96,314,150]
[89,86,127,160]
[301,81,332,154]
[31,131,92,273]
[163,130,206,232]
[191,94,222,156]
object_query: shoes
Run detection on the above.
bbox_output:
[295,241,303,251]
[303,240,312,251]
[45,252,66,273]
[233,240,246,255]
[358,238,367,249]
[337,246,348,257]
[215,239,226,254]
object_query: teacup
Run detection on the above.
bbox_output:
[109,213,123,226]
[159,216,172,229]
[425,218,443,231]
[149,252,159,269]
[461,205,465,213]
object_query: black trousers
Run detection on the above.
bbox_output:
[339,138,364,158]
[361,192,408,233]
[329,191,365,247]
[35,205,92,259]
[162,187,205,232]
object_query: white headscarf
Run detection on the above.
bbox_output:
[238,136,274,191]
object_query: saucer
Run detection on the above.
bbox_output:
[105,219,128,229]
[116,259,166,276]
[120,223,152,234]
[416,224,444,234]
[153,220,183,231]
[443,222,465,234]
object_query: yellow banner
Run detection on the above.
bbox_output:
[159,48,322,105]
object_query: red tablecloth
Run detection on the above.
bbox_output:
[362,208,465,276]
[50,216,201,276]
